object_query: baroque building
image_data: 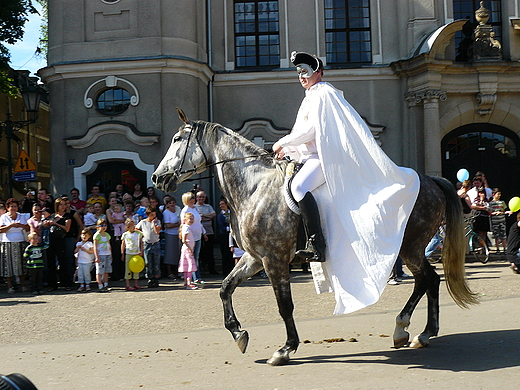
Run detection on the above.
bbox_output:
[1,71,50,200]
[39,0,520,201]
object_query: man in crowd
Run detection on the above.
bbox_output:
[86,185,107,209]
[70,188,87,213]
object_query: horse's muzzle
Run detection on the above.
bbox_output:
[152,173,176,192]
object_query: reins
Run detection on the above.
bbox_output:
[175,122,271,180]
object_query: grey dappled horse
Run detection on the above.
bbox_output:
[152,109,478,366]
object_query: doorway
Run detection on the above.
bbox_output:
[87,161,147,196]
[442,123,520,205]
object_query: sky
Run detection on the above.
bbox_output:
[5,2,46,77]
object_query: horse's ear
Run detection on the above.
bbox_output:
[176,108,190,124]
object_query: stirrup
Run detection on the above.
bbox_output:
[295,235,325,262]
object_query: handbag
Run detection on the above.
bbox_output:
[50,224,67,239]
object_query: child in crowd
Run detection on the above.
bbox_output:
[121,218,143,291]
[229,231,245,265]
[24,232,48,295]
[93,218,112,292]
[111,202,125,240]
[488,188,512,253]
[136,206,162,288]
[83,203,97,232]
[179,212,198,290]
[136,197,149,220]
[75,228,95,292]
[40,207,52,245]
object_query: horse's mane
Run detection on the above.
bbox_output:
[193,120,288,184]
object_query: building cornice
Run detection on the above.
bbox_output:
[65,121,159,149]
[38,56,214,84]
[214,66,397,86]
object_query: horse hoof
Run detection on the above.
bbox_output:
[410,334,429,348]
[236,330,249,354]
[267,350,290,366]
[393,336,409,349]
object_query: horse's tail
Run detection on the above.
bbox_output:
[432,176,479,308]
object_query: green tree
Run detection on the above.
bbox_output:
[35,0,47,57]
[0,0,38,94]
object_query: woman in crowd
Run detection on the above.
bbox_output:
[0,198,30,293]
[45,197,72,291]
[27,204,44,237]
[64,197,84,285]
[217,198,234,277]
[132,183,143,201]
[163,197,181,279]
[457,179,473,217]
[146,186,156,199]
[471,187,490,242]
[86,202,106,232]
[106,196,125,280]
[180,192,206,283]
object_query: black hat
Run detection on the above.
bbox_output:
[290,51,322,72]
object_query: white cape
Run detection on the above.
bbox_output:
[304,83,420,315]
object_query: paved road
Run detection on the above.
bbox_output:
[1,255,520,389]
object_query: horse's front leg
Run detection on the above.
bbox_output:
[220,252,263,353]
[264,256,299,366]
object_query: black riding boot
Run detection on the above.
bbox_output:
[295,192,326,262]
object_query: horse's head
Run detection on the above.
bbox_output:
[152,108,208,192]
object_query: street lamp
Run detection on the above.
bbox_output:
[0,85,42,198]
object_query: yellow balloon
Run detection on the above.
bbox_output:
[129,255,145,273]
[509,197,520,213]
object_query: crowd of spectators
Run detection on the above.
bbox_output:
[0,182,237,294]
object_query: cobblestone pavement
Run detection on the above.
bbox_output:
[1,255,519,389]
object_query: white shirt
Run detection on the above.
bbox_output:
[467,187,492,203]
[0,212,29,242]
[136,218,161,244]
[278,87,319,162]
[76,241,95,264]
[163,207,181,235]
[180,206,205,240]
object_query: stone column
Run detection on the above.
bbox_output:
[406,89,447,177]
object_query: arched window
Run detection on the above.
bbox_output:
[442,124,520,202]
[96,88,132,115]
[444,130,516,160]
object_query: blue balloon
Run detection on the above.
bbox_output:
[456,169,469,182]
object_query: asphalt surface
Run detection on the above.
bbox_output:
[1,254,520,389]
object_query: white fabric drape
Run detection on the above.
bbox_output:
[291,82,420,314]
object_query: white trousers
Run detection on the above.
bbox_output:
[291,157,325,202]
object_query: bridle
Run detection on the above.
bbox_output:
[173,122,270,180]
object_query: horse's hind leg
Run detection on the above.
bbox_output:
[264,256,299,366]
[393,257,440,349]
[220,252,263,353]
[410,259,440,348]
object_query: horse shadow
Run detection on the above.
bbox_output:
[256,329,520,371]
[0,299,47,306]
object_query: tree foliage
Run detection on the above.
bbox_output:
[35,0,47,57]
[0,0,38,94]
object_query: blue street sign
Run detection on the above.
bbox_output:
[13,170,36,182]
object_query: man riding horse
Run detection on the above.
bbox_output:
[273,51,420,269]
